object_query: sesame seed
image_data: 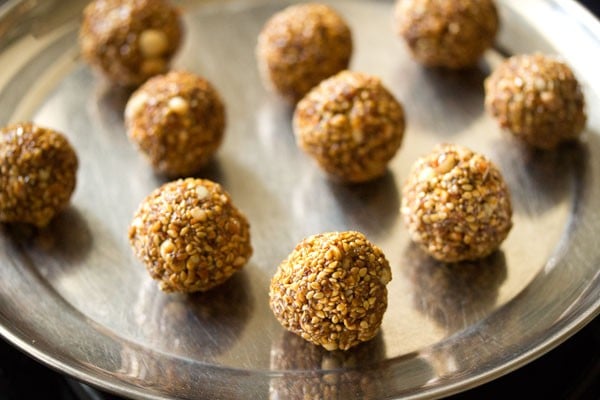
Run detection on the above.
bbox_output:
[436,153,456,174]
[233,256,246,267]
[160,239,174,258]
[322,342,338,351]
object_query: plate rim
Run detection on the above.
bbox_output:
[0,0,599,399]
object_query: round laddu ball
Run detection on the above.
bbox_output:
[125,71,226,177]
[256,3,353,103]
[401,144,512,262]
[294,70,405,183]
[394,0,499,69]
[80,0,183,86]
[0,122,78,228]
[269,231,392,351]
[485,53,587,149]
[128,178,252,293]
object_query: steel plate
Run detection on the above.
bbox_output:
[0,0,598,399]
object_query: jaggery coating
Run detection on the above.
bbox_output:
[80,0,183,86]
[401,144,512,262]
[394,0,498,69]
[485,53,587,149]
[257,3,353,103]
[125,71,225,177]
[0,122,78,227]
[294,70,405,183]
[129,178,252,293]
[269,231,392,351]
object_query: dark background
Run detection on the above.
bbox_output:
[580,0,600,14]
[1,1,600,399]
[581,0,600,15]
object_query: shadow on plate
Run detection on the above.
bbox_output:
[326,170,400,239]
[132,269,252,360]
[291,167,400,240]
[392,61,490,137]
[149,156,227,186]
[94,82,134,127]
[2,207,93,267]
[490,137,589,216]
[401,243,507,334]
[269,331,386,399]
[256,97,298,163]
[269,330,439,399]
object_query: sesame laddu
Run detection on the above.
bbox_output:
[401,144,512,262]
[79,0,183,86]
[294,70,405,183]
[125,71,226,177]
[0,122,78,227]
[256,3,353,103]
[129,178,252,293]
[269,231,391,351]
[485,53,586,149]
[394,0,499,69]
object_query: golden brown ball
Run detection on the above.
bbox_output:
[80,0,183,86]
[401,144,512,262]
[125,71,226,177]
[294,70,405,183]
[129,178,252,293]
[394,0,498,69]
[485,53,587,149]
[257,3,353,103]
[0,122,78,227]
[269,231,391,351]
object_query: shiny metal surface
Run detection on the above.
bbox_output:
[0,0,598,398]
